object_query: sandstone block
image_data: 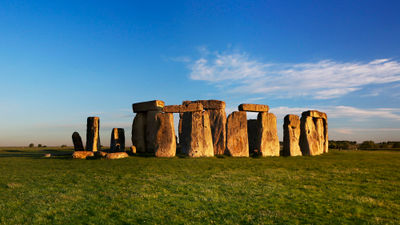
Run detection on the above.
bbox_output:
[183,100,225,110]
[73,151,94,159]
[131,113,146,153]
[86,117,100,152]
[130,146,136,154]
[132,100,164,113]
[300,116,320,156]
[301,110,327,120]
[247,119,258,155]
[282,115,302,156]
[110,128,125,152]
[106,152,129,159]
[145,111,160,153]
[226,111,249,157]
[154,113,176,157]
[72,132,84,151]
[208,109,227,155]
[238,104,269,112]
[256,112,280,156]
[163,103,203,113]
[181,111,214,157]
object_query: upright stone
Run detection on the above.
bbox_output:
[72,132,84,151]
[315,118,325,155]
[323,119,329,153]
[181,111,214,157]
[110,128,125,152]
[132,100,164,113]
[145,111,160,153]
[132,113,146,153]
[86,117,100,152]
[282,115,302,156]
[256,112,280,156]
[247,119,258,154]
[154,113,176,157]
[226,111,249,157]
[300,116,319,156]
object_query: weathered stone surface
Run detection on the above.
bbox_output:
[73,151,94,159]
[130,146,136,154]
[110,128,125,152]
[300,116,320,156]
[131,113,146,153]
[302,110,327,120]
[208,109,226,155]
[247,119,258,155]
[72,132,84,151]
[323,119,329,153]
[238,104,269,112]
[94,151,108,158]
[86,117,100,152]
[282,115,302,156]
[106,152,129,159]
[154,113,176,157]
[226,111,249,157]
[145,111,160,153]
[183,100,225,110]
[132,100,164,113]
[256,112,280,156]
[163,103,203,113]
[181,111,214,157]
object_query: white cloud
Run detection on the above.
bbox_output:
[189,50,400,99]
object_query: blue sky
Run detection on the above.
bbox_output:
[1,0,400,146]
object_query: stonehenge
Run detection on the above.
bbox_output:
[72,100,329,159]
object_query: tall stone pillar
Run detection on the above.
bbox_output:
[226,111,249,157]
[72,132,84,151]
[131,113,146,153]
[256,112,280,156]
[282,115,302,156]
[154,113,176,157]
[86,117,100,152]
[110,128,125,152]
[300,110,328,156]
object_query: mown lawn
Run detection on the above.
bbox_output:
[0,147,399,224]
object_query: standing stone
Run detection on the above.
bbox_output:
[145,111,160,154]
[315,118,325,155]
[247,119,258,155]
[282,115,302,156]
[208,109,226,155]
[110,128,125,152]
[323,119,329,153]
[154,113,176,157]
[226,111,249,157]
[177,113,184,153]
[256,112,280,156]
[181,111,214,157]
[132,113,146,153]
[86,117,100,152]
[300,116,319,156]
[72,132,84,151]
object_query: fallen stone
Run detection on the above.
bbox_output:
[154,113,176,157]
[106,152,129,159]
[145,111,160,153]
[72,132,84,151]
[132,100,164,113]
[110,128,125,152]
[247,119,258,155]
[162,103,203,113]
[208,109,226,155]
[183,100,225,110]
[226,111,249,157]
[300,116,320,156]
[86,117,101,152]
[181,111,214,157]
[256,112,280,156]
[282,114,302,156]
[301,110,327,120]
[43,153,51,158]
[73,151,94,159]
[131,113,146,153]
[238,104,269,112]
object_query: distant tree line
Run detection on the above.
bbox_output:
[329,140,400,150]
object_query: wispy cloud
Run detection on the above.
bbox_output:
[189,50,400,99]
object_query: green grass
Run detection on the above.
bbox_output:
[0,148,399,224]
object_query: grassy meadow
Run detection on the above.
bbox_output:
[0,147,399,224]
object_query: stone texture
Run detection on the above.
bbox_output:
[154,113,176,157]
[72,132,84,151]
[208,109,226,155]
[282,115,302,156]
[94,151,108,158]
[238,104,269,112]
[181,111,214,157]
[302,110,327,120]
[300,116,320,156]
[86,117,100,152]
[226,111,249,157]
[131,113,146,153]
[247,119,258,155]
[106,152,129,159]
[132,100,164,113]
[73,151,94,159]
[256,112,280,156]
[183,100,225,110]
[130,146,136,154]
[110,128,125,152]
[145,111,160,153]
[163,103,203,113]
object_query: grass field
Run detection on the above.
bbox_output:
[0,147,399,224]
